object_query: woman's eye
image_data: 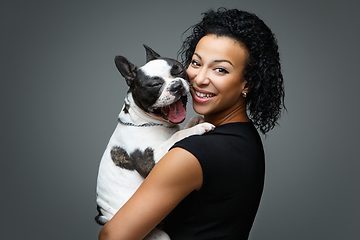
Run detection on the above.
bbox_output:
[215,68,229,74]
[191,60,200,67]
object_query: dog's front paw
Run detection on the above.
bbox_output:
[159,122,215,156]
[191,122,215,135]
[173,122,214,140]
[184,115,205,129]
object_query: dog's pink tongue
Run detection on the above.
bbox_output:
[168,99,186,123]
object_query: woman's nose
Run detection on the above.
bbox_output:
[193,68,210,86]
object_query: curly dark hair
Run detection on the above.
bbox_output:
[178,8,285,134]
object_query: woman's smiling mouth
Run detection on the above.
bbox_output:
[192,87,216,99]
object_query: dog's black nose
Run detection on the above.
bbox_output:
[169,81,185,95]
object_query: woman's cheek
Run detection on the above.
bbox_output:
[187,72,196,85]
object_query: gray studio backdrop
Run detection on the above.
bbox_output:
[2,0,359,239]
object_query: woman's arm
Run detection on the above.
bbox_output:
[98,147,203,240]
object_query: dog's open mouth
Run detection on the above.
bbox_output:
[153,96,187,124]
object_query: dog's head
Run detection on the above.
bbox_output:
[115,45,189,124]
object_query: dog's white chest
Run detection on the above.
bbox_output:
[96,109,179,221]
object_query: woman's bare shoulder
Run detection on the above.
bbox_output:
[149,147,203,192]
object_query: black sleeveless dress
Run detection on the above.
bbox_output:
[164,122,265,240]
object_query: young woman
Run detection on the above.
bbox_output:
[99,8,285,240]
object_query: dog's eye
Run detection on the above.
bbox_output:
[147,77,163,87]
[149,82,161,87]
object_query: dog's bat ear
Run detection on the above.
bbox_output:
[143,44,161,62]
[114,56,137,86]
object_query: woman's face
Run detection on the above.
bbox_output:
[186,34,249,122]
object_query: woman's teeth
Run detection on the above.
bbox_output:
[195,90,215,98]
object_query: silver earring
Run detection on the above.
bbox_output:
[242,92,247,97]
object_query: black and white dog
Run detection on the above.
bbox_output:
[95,45,214,239]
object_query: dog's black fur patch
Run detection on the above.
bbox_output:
[111,146,155,178]
[130,69,163,112]
[131,148,155,178]
[111,146,135,170]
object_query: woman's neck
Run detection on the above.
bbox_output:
[204,103,250,126]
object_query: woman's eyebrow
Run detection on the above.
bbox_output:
[214,59,233,66]
[194,53,233,66]
[193,53,202,60]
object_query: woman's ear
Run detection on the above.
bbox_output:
[242,82,253,97]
